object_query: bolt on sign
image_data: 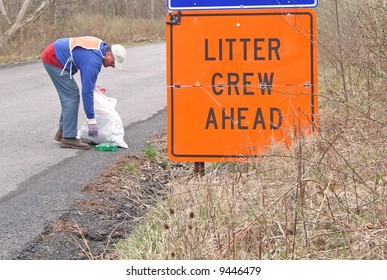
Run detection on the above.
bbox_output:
[167,9,318,162]
[168,0,318,10]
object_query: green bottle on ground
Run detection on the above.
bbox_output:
[95,143,118,152]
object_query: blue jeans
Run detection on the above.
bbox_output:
[43,63,80,138]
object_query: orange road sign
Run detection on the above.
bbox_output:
[167,9,318,162]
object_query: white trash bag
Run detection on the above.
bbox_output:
[78,87,128,148]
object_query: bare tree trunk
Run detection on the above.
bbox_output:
[0,0,50,49]
[334,0,349,125]
[0,0,11,24]
[151,0,155,20]
[53,0,57,25]
[124,0,129,15]
[133,0,137,18]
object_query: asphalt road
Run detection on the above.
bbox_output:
[0,43,167,259]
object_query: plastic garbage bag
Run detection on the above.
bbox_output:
[78,87,128,148]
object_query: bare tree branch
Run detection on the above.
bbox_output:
[13,0,33,28]
[21,1,49,27]
[0,0,50,49]
[0,0,11,25]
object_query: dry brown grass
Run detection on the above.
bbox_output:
[0,13,165,65]
[115,1,386,260]
[116,118,385,260]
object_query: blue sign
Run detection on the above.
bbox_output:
[168,0,318,10]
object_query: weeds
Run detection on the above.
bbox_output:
[122,163,137,173]
[116,125,385,260]
[115,1,386,259]
[143,146,160,162]
[143,145,169,170]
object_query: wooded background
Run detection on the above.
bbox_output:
[0,0,167,58]
[0,0,166,21]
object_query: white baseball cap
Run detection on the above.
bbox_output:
[111,44,127,70]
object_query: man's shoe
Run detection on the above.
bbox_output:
[54,129,63,142]
[60,138,90,150]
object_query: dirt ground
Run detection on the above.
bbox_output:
[17,133,189,260]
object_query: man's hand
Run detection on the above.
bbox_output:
[87,118,98,137]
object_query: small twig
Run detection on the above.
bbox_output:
[273,220,286,239]
[73,222,95,260]
[216,182,297,259]
[101,217,128,258]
